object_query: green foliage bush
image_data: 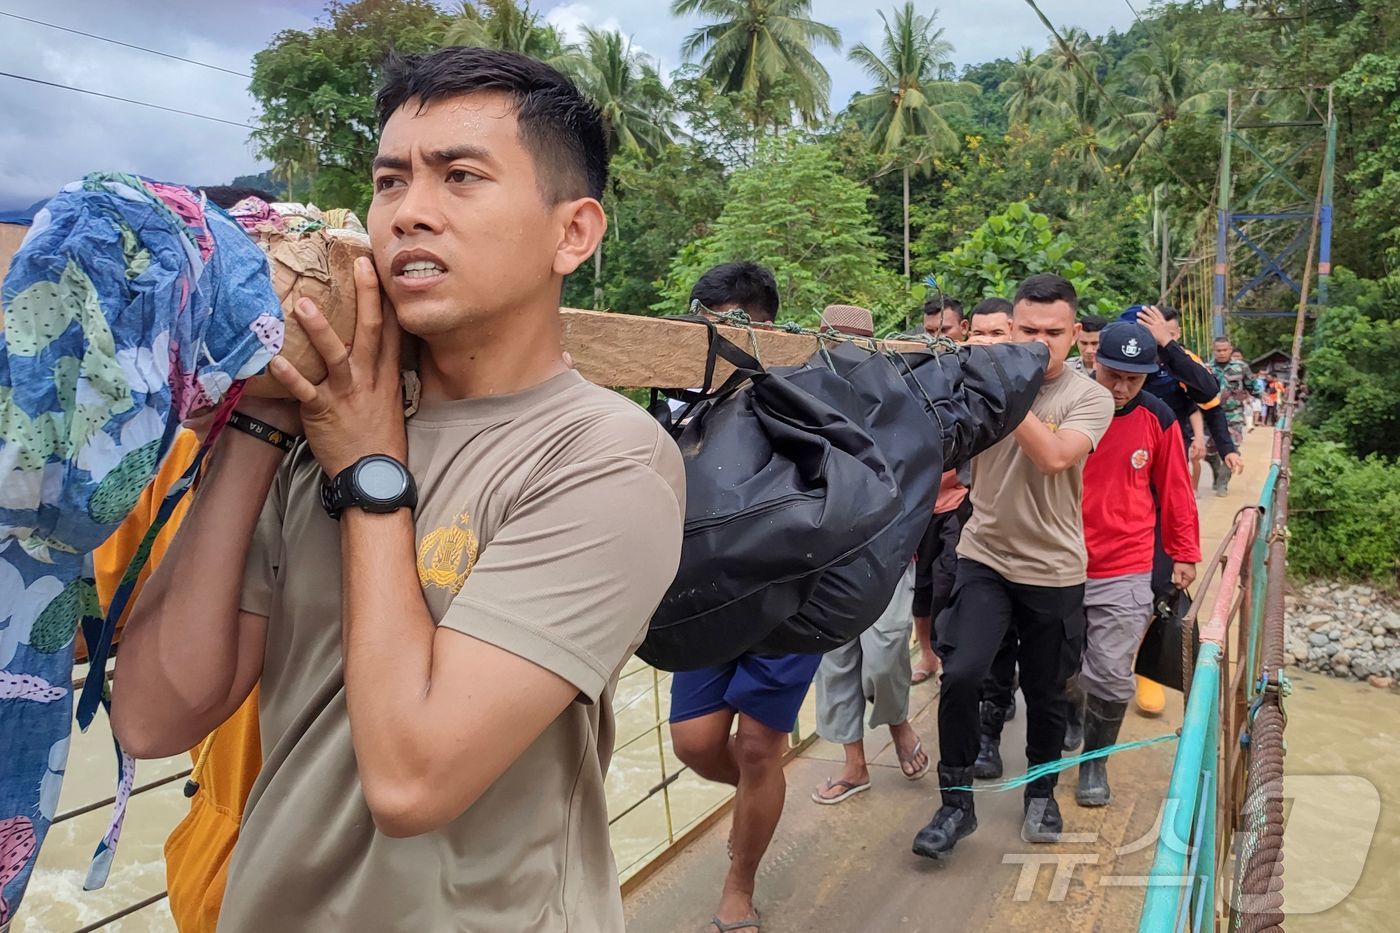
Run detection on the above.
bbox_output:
[1301,307,1400,459]
[930,201,1124,314]
[659,137,913,330]
[1288,437,1400,589]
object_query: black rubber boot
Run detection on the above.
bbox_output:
[1062,680,1085,752]
[1021,776,1063,844]
[973,700,1006,780]
[912,765,979,860]
[1003,693,1017,722]
[1076,694,1128,807]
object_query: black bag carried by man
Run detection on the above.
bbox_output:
[1135,585,1199,692]
[749,337,1048,655]
[637,318,902,671]
[746,342,942,655]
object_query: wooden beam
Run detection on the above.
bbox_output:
[561,308,927,388]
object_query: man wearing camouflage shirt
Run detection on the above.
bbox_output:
[1206,336,1255,497]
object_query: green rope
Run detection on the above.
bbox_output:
[947,732,1180,793]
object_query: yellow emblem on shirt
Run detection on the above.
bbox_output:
[417,511,479,595]
[1044,419,1059,432]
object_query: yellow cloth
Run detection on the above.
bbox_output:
[91,429,263,933]
[91,430,202,655]
[163,689,262,933]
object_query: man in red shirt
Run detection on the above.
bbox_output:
[1078,321,1201,806]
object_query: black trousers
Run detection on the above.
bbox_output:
[936,559,1086,772]
[913,497,973,618]
[982,629,1018,710]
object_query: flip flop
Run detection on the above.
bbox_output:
[910,667,936,685]
[710,912,762,931]
[898,740,930,781]
[811,778,871,805]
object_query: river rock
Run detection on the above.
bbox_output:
[1288,582,1400,682]
[1369,675,1394,689]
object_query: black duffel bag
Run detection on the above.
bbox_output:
[1135,585,1199,692]
[894,341,1048,470]
[749,339,1048,655]
[747,343,943,655]
[638,319,902,671]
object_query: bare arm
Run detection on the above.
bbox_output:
[339,509,578,837]
[1188,409,1206,463]
[1012,413,1095,475]
[110,403,291,758]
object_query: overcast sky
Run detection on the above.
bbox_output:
[0,0,1133,211]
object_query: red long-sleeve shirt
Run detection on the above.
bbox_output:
[1083,389,1201,578]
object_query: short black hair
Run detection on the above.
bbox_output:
[1158,305,1181,322]
[1214,335,1233,345]
[200,185,279,209]
[1013,273,1078,313]
[376,47,609,203]
[922,296,963,316]
[1079,314,1107,332]
[690,262,780,324]
[970,297,1013,320]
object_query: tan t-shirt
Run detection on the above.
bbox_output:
[218,370,685,933]
[957,367,1113,587]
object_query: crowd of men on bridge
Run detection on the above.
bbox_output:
[667,261,1266,931]
[66,46,1279,933]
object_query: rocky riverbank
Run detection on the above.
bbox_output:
[1286,581,1400,688]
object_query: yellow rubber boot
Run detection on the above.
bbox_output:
[1135,675,1166,717]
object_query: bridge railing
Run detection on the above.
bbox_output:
[1139,418,1292,933]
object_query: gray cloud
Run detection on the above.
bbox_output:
[0,0,322,209]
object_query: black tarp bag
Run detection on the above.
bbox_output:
[1134,585,1199,692]
[638,318,902,671]
[746,343,943,655]
[893,341,1048,470]
[748,340,1048,655]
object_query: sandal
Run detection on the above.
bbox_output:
[898,740,930,781]
[910,666,936,685]
[811,777,871,805]
[710,912,762,931]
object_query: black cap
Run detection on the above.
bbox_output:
[1095,321,1159,374]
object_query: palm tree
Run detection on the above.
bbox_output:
[444,0,585,80]
[579,28,676,157]
[999,47,1057,126]
[848,3,976,278]
[576,28,679,307]
[1113,40,1224,167]
[671,0,841,129]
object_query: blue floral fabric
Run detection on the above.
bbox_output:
[0,173,283,925]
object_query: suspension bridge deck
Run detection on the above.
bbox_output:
[623,428,1277,933]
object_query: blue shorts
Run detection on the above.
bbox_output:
[669,653,823,734]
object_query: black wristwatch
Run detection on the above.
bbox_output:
[321,455,418,520]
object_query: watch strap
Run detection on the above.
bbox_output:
[227,411,299,452]
[320,455,417,521]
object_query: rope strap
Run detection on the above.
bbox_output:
[947,732,1180,793]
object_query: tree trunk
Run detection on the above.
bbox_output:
[902,164,911,281]
[594,242,604,310]
[1158,187,1170,305]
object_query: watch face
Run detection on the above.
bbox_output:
[355,457,408,503]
